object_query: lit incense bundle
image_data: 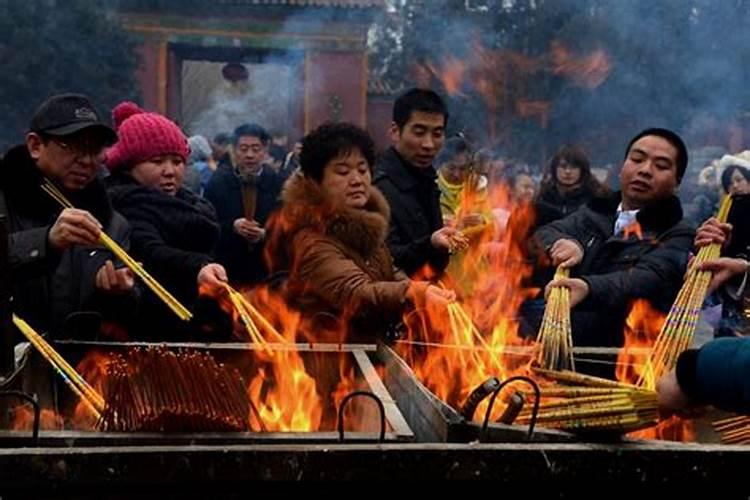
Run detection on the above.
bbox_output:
[637,195,733,390]
[41,179,192,321]
[535,266,575,371]
[515,367,658,433]
[223,284,288,348]
[12,314,104,418]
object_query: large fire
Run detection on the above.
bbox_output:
[396,180,539,421]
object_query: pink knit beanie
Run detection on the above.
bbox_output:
[104,102,189,171]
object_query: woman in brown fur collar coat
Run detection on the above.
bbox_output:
[269,122,454,342]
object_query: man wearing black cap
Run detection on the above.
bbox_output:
[0,93,135,336]
[531,128,695,351]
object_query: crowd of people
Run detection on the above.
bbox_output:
[1,88,749,415]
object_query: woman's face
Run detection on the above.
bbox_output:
[320,149,371,209]
[555,159,582,187]
[728,168,750,195]
[513,174,536,203]
[130,154,185,196]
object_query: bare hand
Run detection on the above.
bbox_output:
[698,257,749,294]
[548,239,584,268]
[95,260,135,294]
[48,208,102,250]
[233,218,266,243]
[695,217,732,249]
[430,226,459,251]
[656,370,692,414]
[544,277,590,308]
[197,263,228,292]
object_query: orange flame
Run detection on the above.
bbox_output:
[617,299,695,441]
[397,180,538,421]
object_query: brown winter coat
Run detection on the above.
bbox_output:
[275,173,411,342]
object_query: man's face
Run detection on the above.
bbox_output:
[389,111,446,169]
[27,130,106,191]
[620,135,679,210]
[234,135,267,175]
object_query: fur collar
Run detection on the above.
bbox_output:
[0,144,113,224]
[279,172,390,258]
[588,191,684,235]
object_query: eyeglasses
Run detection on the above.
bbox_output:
[49,137,104,159]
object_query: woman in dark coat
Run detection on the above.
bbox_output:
[104,102,229,341]
[534,145,606,228]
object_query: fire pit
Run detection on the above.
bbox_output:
[4,341,414,446]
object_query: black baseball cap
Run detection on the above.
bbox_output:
[29,93,117,145]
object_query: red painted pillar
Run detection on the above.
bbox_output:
[304,51,367,133]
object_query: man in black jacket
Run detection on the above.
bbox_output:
[204,123,283,285]
[534,128,695,348]
[0,93,135,337]
[374,88,458,277]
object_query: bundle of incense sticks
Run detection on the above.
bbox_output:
[12,314,105,418]
[514,367,658,433]
[637,195,733,390]
[98,347,254,432]
[535,266,575,371]
[713,415,750,444]
[41,179,192,321]
[223,284,288,348]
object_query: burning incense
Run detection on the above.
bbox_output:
[98,347,254,432]
[637,195,733,390]
[535,266,575,371]
[12,314,104,418]
[223,284,288,346]
[516,366,658,433]
[41,179,193,322]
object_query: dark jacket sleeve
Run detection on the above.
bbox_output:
[8,225,60,276]
[533,207,591,252]
[580,227,693,309]
[376,178,448,276]
[676,338,750,413]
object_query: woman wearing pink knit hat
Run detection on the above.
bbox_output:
[105,102,230,340]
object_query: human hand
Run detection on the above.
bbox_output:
[48,208,102,250]
[548,239,584,268]
[95,260,135,294]
[695,217,732,249]
[698,257,749,294]
[544,277,590,308]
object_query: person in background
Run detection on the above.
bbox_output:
[211,132,232,166]
[280,139,302,180]
[0,93,135,337]
[374,88,458,277]
[720,163,750,196]
[204,123,283,286]
[534,145,607,228]
[183,135,216,196]
[105,102,228,341]
[270,122,455,342]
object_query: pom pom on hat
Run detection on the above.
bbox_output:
[112,101,145,131]
[105,101,189,172]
